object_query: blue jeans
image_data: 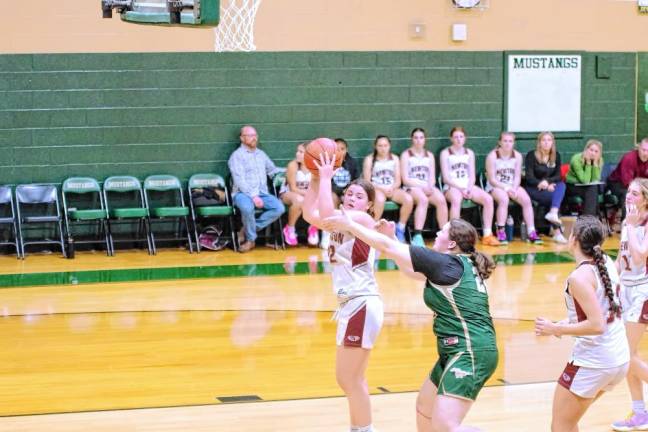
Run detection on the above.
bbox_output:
[233,192,285,242]
[525,181,566,210]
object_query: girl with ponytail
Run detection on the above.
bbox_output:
[612,178,648,431]
[320,213,498,432]
[535,215,629,432]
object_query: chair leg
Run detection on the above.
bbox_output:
[57,219,67,258]
[184,217,194,253]
[146,218,156,255]
[274,218,285,249]
[106,220,116,255]
[102,220,113,256]
[228,216,237,252]
[193,218,202,253]
[12,222,21,259]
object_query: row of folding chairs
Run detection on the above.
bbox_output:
[0,174,237,259]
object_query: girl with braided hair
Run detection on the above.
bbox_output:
[321,212,498,432]
[612,178,648,431]
[535,215,629,432]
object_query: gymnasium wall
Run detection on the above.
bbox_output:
[638,54,648,141]
[0,51,636,185]
[2,0,647,53]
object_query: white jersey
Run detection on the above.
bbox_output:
[371,157,396,186]
[486,150,517,191]
[566,257,629,369]
[405,149,432,183]
[329,230,379,302]
[280,164,311,195]
[619,222,648,287]
[446,148,470,189]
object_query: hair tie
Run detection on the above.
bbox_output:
[593,245,602,252]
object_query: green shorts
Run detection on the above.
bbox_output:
[430,349,498,401]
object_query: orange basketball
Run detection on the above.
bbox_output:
[304,137,343,176]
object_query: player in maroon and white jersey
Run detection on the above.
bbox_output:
[612,178,648,431]
[536,216,629,431]
[303,150,383,432]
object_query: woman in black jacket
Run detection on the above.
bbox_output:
[524,131,567,243]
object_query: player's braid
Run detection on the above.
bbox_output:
[592,245,620,314]
[573,215,619,315]
[469,249,496,281]
[448,218,496,281]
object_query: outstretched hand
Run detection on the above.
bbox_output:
[314,151,337,180]
[375,218,396,240]
[321,206,353,232]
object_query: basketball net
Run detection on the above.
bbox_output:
[213,0,262,52]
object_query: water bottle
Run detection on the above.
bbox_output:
[505,215,514,242]
[520,221,528,242]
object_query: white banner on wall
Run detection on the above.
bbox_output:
[507,54,582,133]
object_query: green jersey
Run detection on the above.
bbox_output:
[410,247,497,354]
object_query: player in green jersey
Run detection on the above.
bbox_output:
[321,213,498,432]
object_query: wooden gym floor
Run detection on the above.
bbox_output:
[0,234,644,431]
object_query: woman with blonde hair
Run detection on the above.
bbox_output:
[485,131,541,244]
[440,126,500,246]
[524,131,567,243]
[612,178,648,431]
[566,139,604,216]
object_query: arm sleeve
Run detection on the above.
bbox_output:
[228,151,257,196]
[619,152,637,187]
[570,153,590,184]
[524,151,540,187]
[547,152,562,184]
[264,151,281,177]
[409,246,464,286]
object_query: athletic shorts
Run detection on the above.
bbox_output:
[335,296,384,349]
[622,283,648,323]
[558,361,629,398]
[430,349,498,401]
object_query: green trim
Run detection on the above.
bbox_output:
[122,11,199,25]
[0,251,585,289]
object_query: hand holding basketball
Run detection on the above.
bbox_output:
[304,137,343,177]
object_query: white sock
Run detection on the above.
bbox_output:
[483,228,492,236]
[528,225,535,234]
[633,400,646,414]
[351,425,374,432]
[397,222,406,230]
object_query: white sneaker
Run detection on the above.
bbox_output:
[552,232,567,244]
[320,231,330,250]
[544,212,562,226]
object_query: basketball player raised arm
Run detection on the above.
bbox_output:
[625,202,648,267]
[321,209,426,282]
[302,152,375,231]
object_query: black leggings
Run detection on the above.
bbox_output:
[566,183,599,216]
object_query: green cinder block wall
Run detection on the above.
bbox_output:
[638,53,648,142]
[0,51,637,185]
